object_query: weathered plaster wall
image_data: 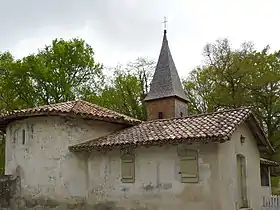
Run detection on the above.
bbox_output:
[218,123,262,210]
[5,116,125,207]
[4,117,265,210]
[86,143,220,210]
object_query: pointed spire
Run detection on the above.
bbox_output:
[144,30,188,102]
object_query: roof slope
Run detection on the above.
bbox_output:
[70,107,273,152]
[0,100,141,131]
[144,30,188,102]
[260,158,279,166]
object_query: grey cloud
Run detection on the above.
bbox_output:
[0,0,167,52]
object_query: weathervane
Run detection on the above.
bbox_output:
[162,16,168,30]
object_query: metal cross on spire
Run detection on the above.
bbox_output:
[162,16,168,30]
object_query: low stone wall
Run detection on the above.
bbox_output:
[10,199,134,210]
[2,191,148,210]
[6,195,152,210]
[0,174,19,208]
[0,171,148,209]
[0,176,147,210]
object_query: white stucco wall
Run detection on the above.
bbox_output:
[86,143,221,210]
[218,123,263,210]
[5,116,124,202]
[4,117,265,210]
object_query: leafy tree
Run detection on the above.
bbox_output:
[184,39,254,113]
[247,48,280,149]
[22,38,104,105]
[0,52,18,113]
[0,38,104,112]
[184,67,216,114]
[184,39,280,149]
[84,57,155,120]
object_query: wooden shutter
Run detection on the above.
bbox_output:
[180,149,199,183]
[121,154,135,183]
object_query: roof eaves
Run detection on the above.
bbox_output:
[0,110,141,133]
[69,134,230,152]
[260,158,279,166]
[247,113,275,153]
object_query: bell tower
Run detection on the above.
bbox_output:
[144,29,188,120]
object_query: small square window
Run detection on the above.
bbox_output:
[158,112,163,119]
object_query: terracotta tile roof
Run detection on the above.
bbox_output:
[260,158,279,166]
[0,100,141,131]
[70,107,273,151]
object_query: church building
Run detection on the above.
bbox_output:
[0,29,278,210]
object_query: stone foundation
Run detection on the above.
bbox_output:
[0,174,19,208]
[7,198,150,210]
[0,174,149,210]
[10,200,126,210]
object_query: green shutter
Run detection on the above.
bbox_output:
[180,149,199,183]
[121,154,135,183]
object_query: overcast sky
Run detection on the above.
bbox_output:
[1,0,280,78]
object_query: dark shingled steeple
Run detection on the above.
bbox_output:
[144,30,188,102]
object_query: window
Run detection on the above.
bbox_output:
[22,129,26,145]
[179,149,199,183]
[158,112,163,119]
[180,112,183,117]
[260,165,270,187]
[121,153,135,183]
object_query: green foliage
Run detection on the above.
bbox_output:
[271,177,280,195]
[184,39,280,150]
[0,38,103,113]
[84,58,155,120]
